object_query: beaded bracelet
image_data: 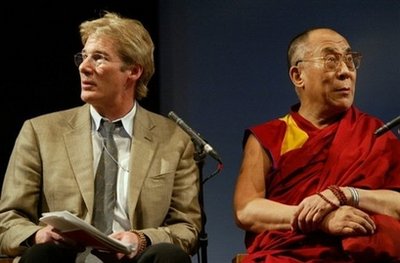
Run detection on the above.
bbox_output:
[328,185,347,206]
[348,186,360,207]
[317,192,339,209]
[131,230,147,256]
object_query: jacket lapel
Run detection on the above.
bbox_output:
[63,104,95,216]
[127,106,158,220]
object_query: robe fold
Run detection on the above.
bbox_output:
[242,105,400,263]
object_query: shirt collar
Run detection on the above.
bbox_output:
[90,102,137,138]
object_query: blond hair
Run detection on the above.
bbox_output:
[79,11,155,100]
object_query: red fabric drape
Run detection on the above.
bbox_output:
[242,107,400,263]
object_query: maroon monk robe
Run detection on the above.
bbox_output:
[241,105,400,263]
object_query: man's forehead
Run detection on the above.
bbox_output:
[307,31,351,54]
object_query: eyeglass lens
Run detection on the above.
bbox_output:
[326,53,361,71]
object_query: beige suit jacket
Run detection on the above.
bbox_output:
[0,104,201,257]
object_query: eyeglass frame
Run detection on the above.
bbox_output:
[295,51,362,72]
[73,52,115,68]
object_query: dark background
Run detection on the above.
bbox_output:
[1,1,160,176]
[2,1,399,262]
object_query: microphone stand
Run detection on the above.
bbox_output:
[194,142,208,263]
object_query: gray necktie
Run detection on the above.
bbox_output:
[93,120,119,234]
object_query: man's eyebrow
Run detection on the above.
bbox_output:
[321,47,352,54]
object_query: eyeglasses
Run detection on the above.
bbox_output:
[74,52,109,68]
[295,52,362,72]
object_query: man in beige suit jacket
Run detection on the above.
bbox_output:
[0,11,201,263]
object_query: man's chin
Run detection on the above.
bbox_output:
[80,92,97,104]
[334,98,353,110]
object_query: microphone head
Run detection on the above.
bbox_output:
[168,111,181,122]
[374,115,400,137]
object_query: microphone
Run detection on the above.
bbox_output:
[168,111,222,163]
[374,115,400,137]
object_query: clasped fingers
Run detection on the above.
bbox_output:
[292,193,336,233]
[320,206,376,236]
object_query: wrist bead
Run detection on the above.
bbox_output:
[130,230,147,256]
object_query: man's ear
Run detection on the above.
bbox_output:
[128,64,143,81]
[289,65,304,88]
